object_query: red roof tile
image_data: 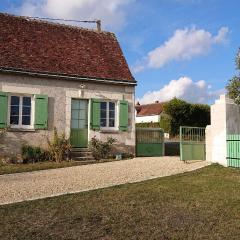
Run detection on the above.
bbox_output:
[0,13,135,82]
[136,102,163,116]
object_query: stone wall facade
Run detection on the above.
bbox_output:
[0,73,136,156]
[206,95,240,167]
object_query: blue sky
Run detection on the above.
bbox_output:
[1,0,240,104]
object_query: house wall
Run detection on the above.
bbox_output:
[206,95,240,167]
[136,115,160,123]
[0,73,135,156]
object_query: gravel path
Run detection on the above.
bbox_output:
[0,157,209,205]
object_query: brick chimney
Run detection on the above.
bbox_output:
[96,20,101,32]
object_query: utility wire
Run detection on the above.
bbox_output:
[25,16,98,24]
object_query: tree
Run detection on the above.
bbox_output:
[226,48,240,104]
[163,98,210,136]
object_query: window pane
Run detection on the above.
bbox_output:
[109,102,115,111]
[109,119,115,127]
[10,116,19,125]
[79,100,87,110]
[23,97,31,106]
[109,110,115,119]
[71,110,79,120]
[22,106,31,115]
[101,110,107,119]
[100,102,107,110]
[11,96,20,105]
[72,100,80,110]
[100,102,107,127]
[22,116,31,125]
[78,120,86,129]
[100,119,107,127]
[10,96,20,125]
[71,119,78,128]
[11,106,19,115]
[79,109,87,120]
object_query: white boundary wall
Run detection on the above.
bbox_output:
[206,95,240,167]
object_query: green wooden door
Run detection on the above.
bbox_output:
[70,99,88,148]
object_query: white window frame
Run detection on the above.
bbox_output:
[8,94,35,129]
[100,100,118,130]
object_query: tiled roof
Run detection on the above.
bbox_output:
[0,13,135,82]
[136,102,163,116]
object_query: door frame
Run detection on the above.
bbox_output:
[70,98,90,148]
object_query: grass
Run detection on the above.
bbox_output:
[0,161,83,175]
[0,164,240,239]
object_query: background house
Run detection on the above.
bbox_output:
[135,101,163,123]
[0,13,136,157]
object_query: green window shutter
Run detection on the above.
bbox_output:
[0,91,8,129]
[119,100,129,131]
[90,98,100,130]
[35,94,48,129]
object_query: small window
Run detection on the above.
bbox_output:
[9,95,33,129]
[100,101,116,129]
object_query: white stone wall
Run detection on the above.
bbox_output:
[206,95,240,167]
[0,73,136,155]
[136,115,160,123]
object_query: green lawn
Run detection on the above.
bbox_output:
[1,165,240,240]
[0,161,83,175]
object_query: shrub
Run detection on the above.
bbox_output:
[163,98,210,136]
[136,122,160,128]
[0,128,6,139]
[159,114,171,133]
[47,127,71,162]
[90,137,116,160]
[22,145,49,163]
[1,154,21,164]
[121,153,134,159]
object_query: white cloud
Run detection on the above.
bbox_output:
[137,76,225,104]
[133,26,229,73]
[18,0,134,30]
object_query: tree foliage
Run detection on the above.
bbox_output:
[163,98,210,136]
[226,48,240,104]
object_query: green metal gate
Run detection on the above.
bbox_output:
[180,126,206,161]
[136,128,164,157]
[227,135,240,167]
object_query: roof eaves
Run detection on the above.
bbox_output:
[0,67,137,86]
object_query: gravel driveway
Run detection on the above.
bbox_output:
[0,157,209,205]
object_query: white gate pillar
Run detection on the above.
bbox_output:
[206,95,240,167]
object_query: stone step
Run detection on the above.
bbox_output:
[71,148,90,152]
[70,151,93,157]
[71,156,95,161]
[70,148,94,161]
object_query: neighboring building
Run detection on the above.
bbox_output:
[0,13,136,156]
[135,101,163,123]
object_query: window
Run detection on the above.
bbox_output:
[9,95,34,129]
[100,101,116,129]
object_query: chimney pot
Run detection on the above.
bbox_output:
[96,20,101,32]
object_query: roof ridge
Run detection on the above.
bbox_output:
[0,12,114,36]
[137,102,163,106]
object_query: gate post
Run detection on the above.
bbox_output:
[207,95,240,167]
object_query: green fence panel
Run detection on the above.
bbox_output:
[136,128,164,157]
[180,126,206,161]
[227,134,240,168]
[136,143,163,157]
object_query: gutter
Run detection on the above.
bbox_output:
[0,67,137,86]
